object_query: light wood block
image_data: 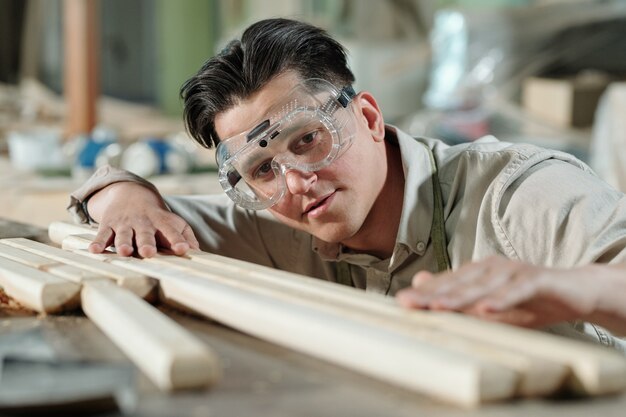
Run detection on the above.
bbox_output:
[81,279,219,391]
[39,223,626,402]
[0,243,58,268]
[111,256,519,407]
[44,264,110,284]
[0,256,80,313]
[0,243,109,284]
[0,239,155,298]
[62,234,99,251]
[149,254,567,397]
[48,221,97,245]
[427,313,626,396]
[181,250,626,396]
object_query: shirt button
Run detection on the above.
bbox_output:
[416,241,426,252]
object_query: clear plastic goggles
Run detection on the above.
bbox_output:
[216,78,357,210]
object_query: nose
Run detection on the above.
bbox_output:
[284,169,317,195]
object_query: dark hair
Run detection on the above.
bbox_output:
[180,18,355,149]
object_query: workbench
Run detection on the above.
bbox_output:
[1,219,626,416]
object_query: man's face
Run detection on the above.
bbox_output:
[214,71,388,245]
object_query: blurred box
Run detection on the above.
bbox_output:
[522,73,611,128]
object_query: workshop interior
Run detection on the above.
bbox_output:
[1,0,626,416]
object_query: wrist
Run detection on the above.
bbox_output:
[579,264,626,328]
[81,196,97,225]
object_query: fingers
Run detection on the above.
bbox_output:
[397,256,534,312]
[113,228,135,257]
[465,305,539,327]
[155,222,193,256]
[401,259,495,309]
[135,230,157,258]
[474,279,538,313]
[397,257,590,329]
[89,226,114,253]
[89,217,195,258]
[181,224,200,250]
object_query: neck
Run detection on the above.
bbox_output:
[342,141,405,259]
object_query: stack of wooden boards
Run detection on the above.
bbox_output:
[0,221,624,407]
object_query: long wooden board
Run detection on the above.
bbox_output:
[0,256,80,313]
[146,254,567,397]
[179,250,626,396]
[43,227,626,404]
[0,244,109,283]
[81,279,219,391]
[0,239,155,298]
[48,221,97,245]
[111,256,518,407]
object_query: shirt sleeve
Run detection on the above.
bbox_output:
[163,194,337,280]
[496,159,626,266]
[67,165,160,225]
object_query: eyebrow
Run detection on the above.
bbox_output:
[239,148,274,173]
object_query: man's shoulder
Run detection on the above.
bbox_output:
[435,136,552,162]
[420,135,591,178]
[393,126,592,185]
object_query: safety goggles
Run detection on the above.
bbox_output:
[216,78,357,210]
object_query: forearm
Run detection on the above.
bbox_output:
[582,264,626,335]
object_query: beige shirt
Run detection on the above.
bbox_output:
[69,125,626,352]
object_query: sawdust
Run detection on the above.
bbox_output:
[0,287,37,317]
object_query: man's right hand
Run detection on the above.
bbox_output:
[86,182,199,258]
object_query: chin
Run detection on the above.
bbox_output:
[312,222,360,244]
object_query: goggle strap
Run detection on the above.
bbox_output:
[246,119,270,142]
[337,85,356,108]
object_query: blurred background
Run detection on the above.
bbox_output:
[1,0,626,227]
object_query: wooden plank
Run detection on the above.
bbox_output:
[182,251,626,396]
[62,234,99,251]
[40,222,626,399]
[0,243,58,268]
[427,313,626,396]
[48,221,97,245]
[0,242,109,283]
[110,256,519,407]
[44,264,110,284]
[0,256,80,313]
[81,279,219,391]
[149,254,567,397]
[0,239,155,298]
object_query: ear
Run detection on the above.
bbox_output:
[354,91,385,143]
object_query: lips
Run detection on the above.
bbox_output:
[304,192,334,215]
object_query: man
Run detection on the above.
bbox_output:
[70,18,626,349]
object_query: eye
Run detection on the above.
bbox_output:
[301,131,317,144]
[293,130,321,153]
[253,160,274,181]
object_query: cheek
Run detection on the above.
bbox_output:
[267,200,299,222]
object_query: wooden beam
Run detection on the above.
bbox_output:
[40,224,626,402]
[179,250,626,396]
[0,256,80,313]
[62,234,100,251]
[48,221,97,245]
[0,239,155,298]
[81,279,219,390]
[148,254,567,397]
[111,256,520,406]
[0,243,109,283]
